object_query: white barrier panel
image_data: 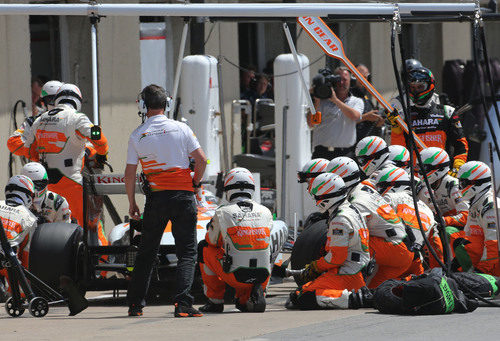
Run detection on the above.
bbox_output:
[140,22,168,91]
[274,53,314,225]
[179,55,221,179]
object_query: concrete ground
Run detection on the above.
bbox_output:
[2,279,500,341]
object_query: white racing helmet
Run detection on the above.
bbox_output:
[326,156,361,191]
[375,167,411,195]
[297,158,329,184]
[41,80,63,109]
[419,147,450,185]
[308,173,347,213]
[224,167,256,202]
[457,161,491,201]
[54,83,82,111]
[355,136,390,176]
[21,162,49,211]
[388,145,410,172]
[5,175,35,207]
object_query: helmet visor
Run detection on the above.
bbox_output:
[33,179,48,192]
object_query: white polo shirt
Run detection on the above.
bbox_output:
[312,96,364,149]
[127,115,200,191]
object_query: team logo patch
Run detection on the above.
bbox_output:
[332,228,343,235]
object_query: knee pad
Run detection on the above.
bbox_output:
[297,290,320,310]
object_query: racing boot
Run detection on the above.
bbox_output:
[246,284,266,312]
[285,289,300,310]
[348,286,374,309]
[199,300,224,313]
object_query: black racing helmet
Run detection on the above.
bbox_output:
[405,59,423,73]
[407,67,435,106]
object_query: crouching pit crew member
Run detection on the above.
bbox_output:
[0,175,38,299]
[455,161,500,276]
[375,167,443,275]
[198,168,273,313]
[327,156,413,288]
[125,84,207,317]
[286,173,373,310]
[418,147,469,229]
[21,162,71,223]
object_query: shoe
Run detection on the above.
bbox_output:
[199,301,224,313]
[174,303,203,317]
[128,304,143,316]
[247,284,266,312]
[235,298,248,312]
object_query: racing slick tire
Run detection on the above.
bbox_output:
[290,219,328,286]
[29,223,83,291]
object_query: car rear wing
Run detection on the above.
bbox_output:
[83,173,144,195]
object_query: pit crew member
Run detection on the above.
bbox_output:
[22,83,109,228]
[286,173,372,309]
[198,168,272,313]
[327,156,412,288]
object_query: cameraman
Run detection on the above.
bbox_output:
[311,66,364,160]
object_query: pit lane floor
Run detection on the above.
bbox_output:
[2,279,500,341]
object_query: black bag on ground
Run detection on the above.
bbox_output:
[451,272,500,298]
[374,271,478,315]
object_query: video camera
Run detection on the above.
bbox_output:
[312,68,341,99]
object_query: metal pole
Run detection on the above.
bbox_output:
[171,21,189,119]
[90,17,99,125]
[280,105,289,220]
[489,143,500,254]
[283,23,316,117]
[217,56,229,173]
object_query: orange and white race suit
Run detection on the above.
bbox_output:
[22,104,108,226]
[300,202,370,309]
[7,115,40,161]
[200,199,273,305]
[417,174,469,228]
[384,191,443,275]
[37,191,72,223]
[463,190,500,276]
[349,182,413,288]
[0,200,38,270]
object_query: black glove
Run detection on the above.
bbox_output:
[299,261,321,283]
[95,154,107,169]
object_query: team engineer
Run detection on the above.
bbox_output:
[125,84,207,318]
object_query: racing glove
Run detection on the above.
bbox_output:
[449,158,465,178]
[95,153,108,170]
[299,261,322,283]
[386,109,402,134]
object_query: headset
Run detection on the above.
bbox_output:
[137,86,173,121]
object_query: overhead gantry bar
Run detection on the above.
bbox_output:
[0,3,477,18]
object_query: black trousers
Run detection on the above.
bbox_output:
[127,190,197,308]
[312,145,355,160]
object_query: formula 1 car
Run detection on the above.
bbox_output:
[28,173,289,294]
